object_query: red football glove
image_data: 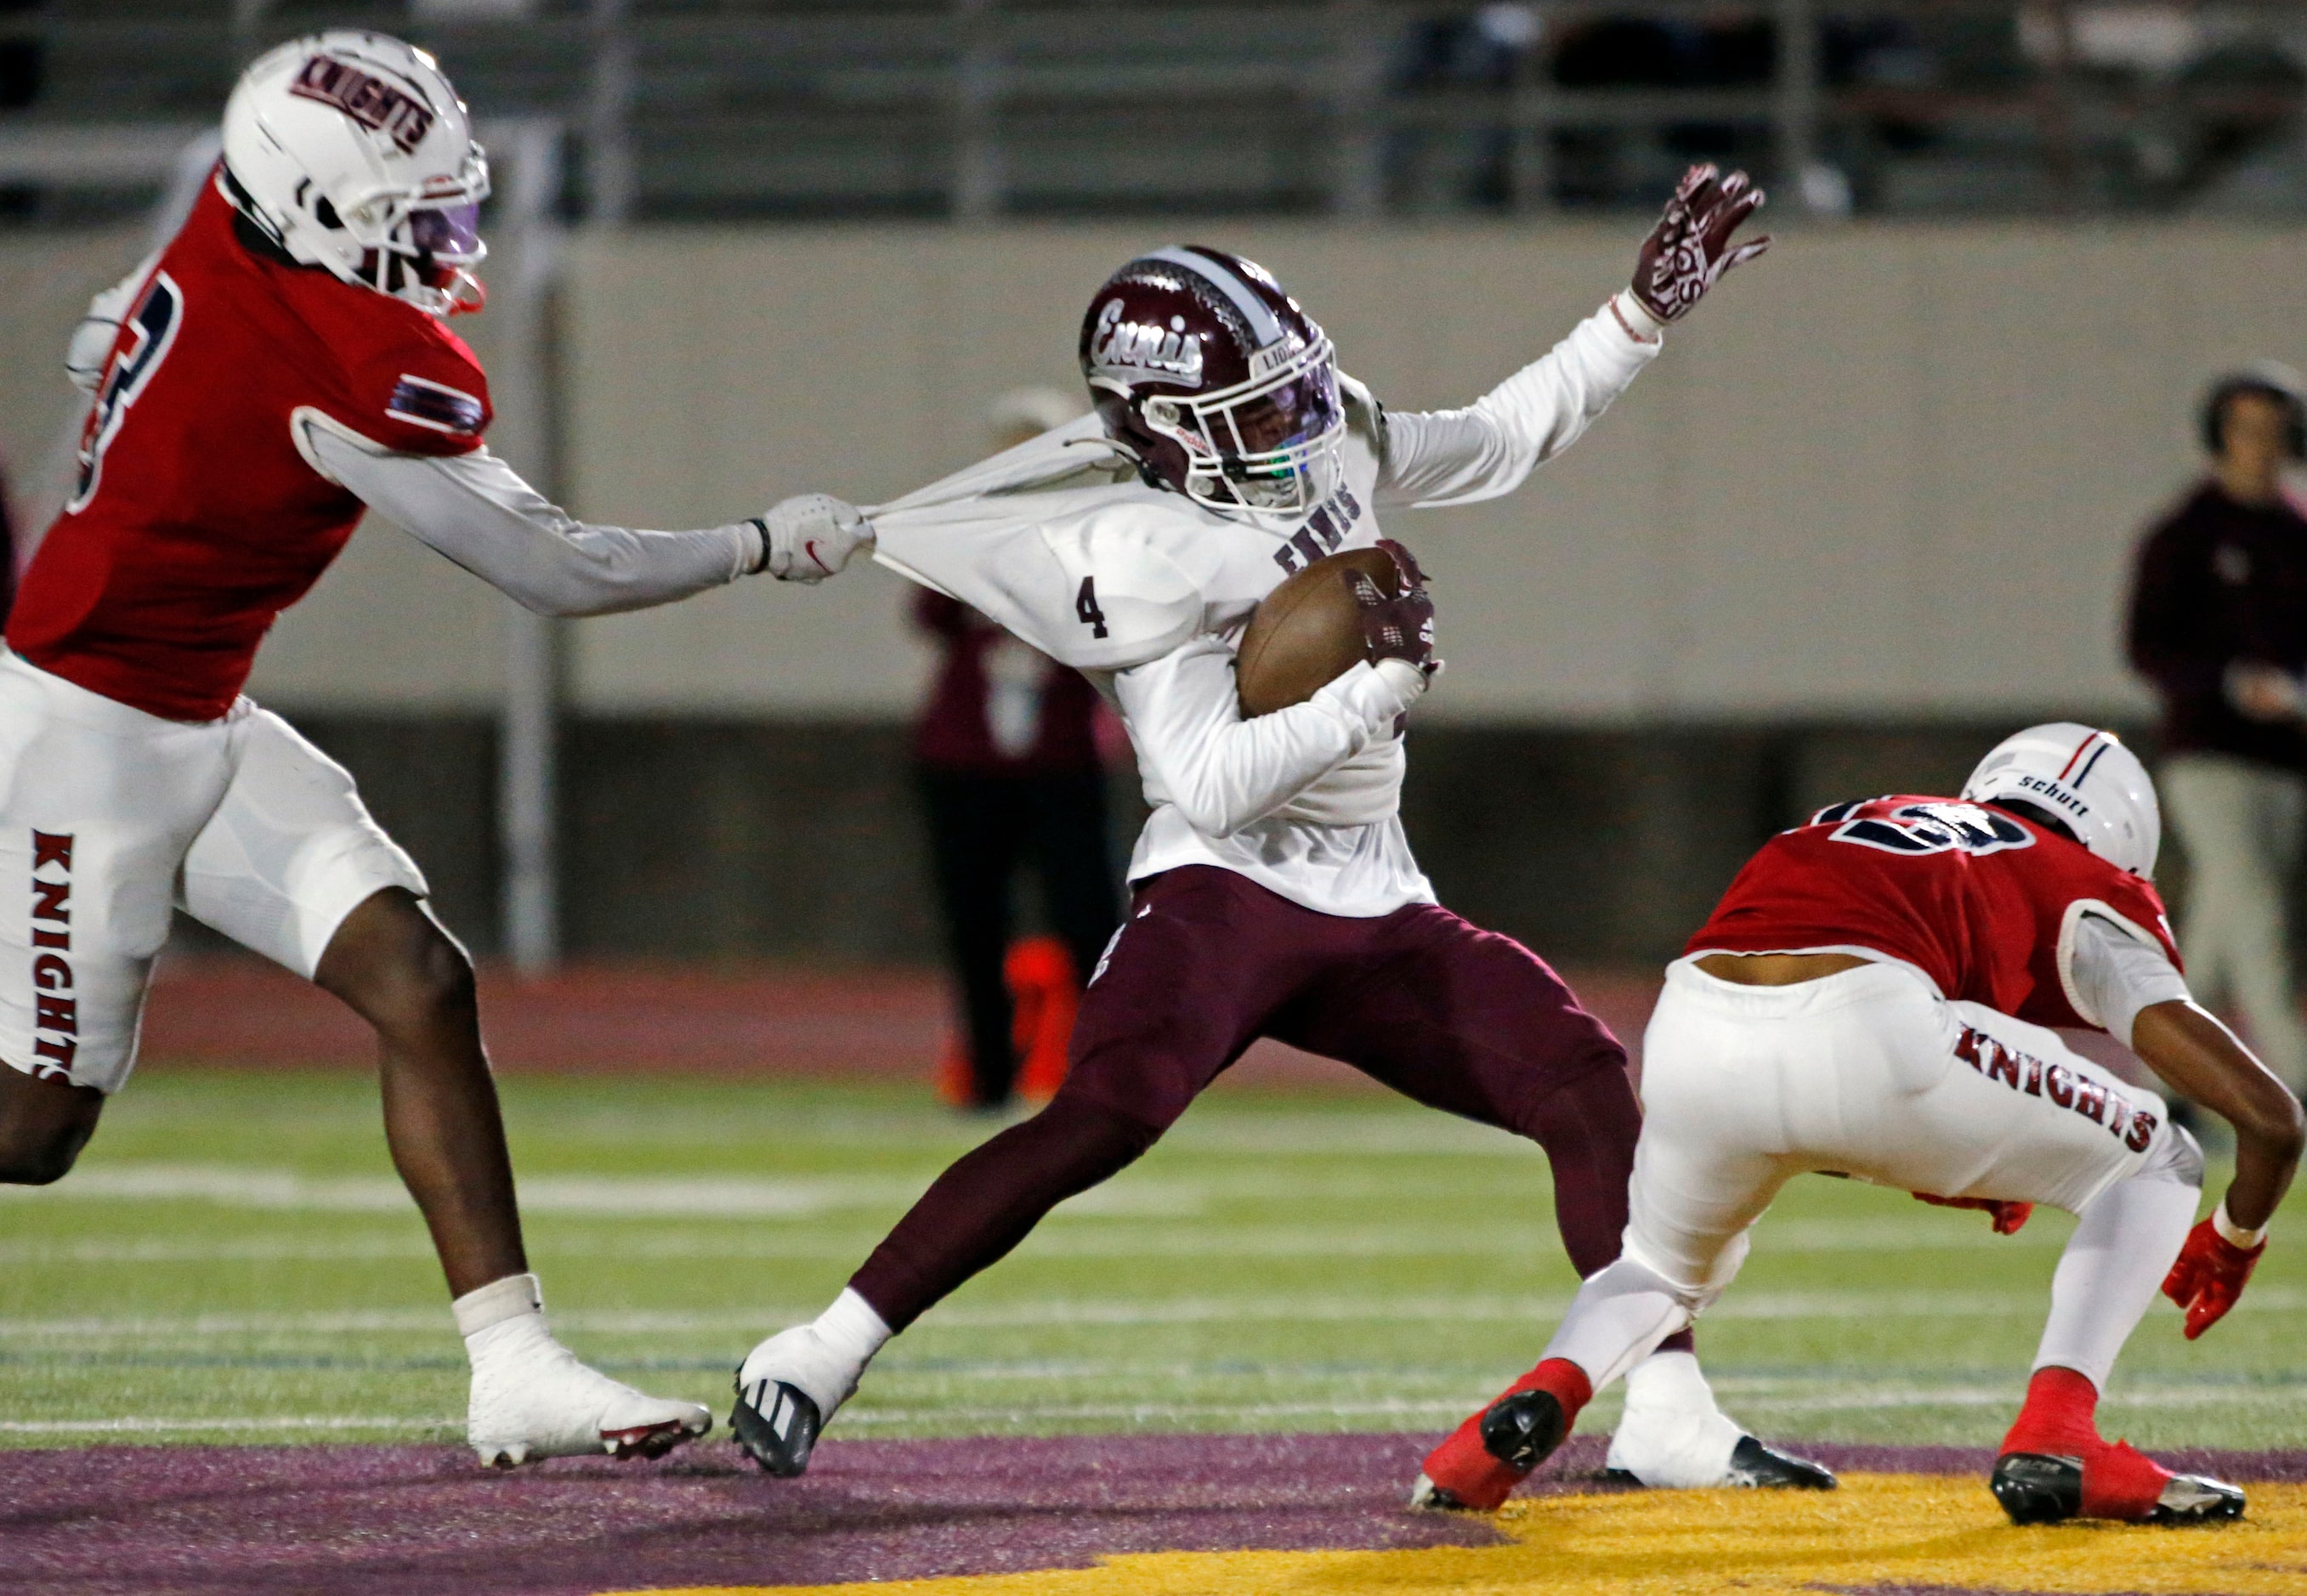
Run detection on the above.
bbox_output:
[2162,1217,2265,1340]
[1632,163,1770,324]
[1913,1191,2034,1236]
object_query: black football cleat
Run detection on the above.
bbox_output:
[1480,1389,1570,1474]
[731,1375,821,1477]
[1725,1435,1838,1490]
[1992,1452,2246,1526]
[1603,1434,1838,1490]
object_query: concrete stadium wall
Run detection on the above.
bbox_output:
[5,220,2301,722]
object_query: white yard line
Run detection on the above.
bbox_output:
[3,1288,2291,1341]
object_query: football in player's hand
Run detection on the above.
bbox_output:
[1236,545,1423,717]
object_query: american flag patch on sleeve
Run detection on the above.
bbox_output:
[386,373,485,436]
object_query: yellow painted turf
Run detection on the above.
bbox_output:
[611,1474,2307,1596]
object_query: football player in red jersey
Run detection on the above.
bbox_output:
[1418,724,2305,1525]
[0,31,870,1467]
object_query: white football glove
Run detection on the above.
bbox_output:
[751,493,874,584]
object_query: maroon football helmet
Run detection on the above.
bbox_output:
[1078,245,1344,529]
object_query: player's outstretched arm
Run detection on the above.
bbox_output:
[302,422,872,614]
[2132,999,2305,1336]
[1375,162,1768,511]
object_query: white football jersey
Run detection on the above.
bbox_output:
[870,294,1662,918]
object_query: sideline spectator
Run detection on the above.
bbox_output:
[913,387,1123,1112]
[2127,364,2307,1089]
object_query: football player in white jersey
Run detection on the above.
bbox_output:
[727,167,1800,1494]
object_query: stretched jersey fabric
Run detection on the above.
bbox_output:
[1687,795,2181,1033]
[9,172,492,721]
[868,297,1661,918]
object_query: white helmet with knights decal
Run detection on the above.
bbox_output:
[1961,722,2161,878]
[220,30,490,317]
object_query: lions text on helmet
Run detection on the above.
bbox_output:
[222,30,490,318]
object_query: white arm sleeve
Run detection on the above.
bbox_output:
[1375,291,1663,510]
[303,420,762,618]
[1116,637,1420,838]
[65,251,162,393]
[2068,912,2193,1048]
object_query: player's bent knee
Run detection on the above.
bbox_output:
[0,1135,83,1186]
[0,1078,102,1186]
[316,889,477,1037]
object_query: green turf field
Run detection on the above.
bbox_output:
[2,1069,2301,1452]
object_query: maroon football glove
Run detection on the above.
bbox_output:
[1352,540,1437,677]
[2162,1217,2265,1339]
[1913,1191,2034,1236]
[1633,163,1771,325]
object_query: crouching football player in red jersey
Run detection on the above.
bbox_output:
[1419,725,2305,1523]
[0,31,870,1466]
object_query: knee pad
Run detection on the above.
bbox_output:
[2138,1123,2205,1190]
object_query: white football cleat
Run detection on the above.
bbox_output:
[730,1322,864,1477]
[1604,1351,1834,1490]
[466,1317,711,1468]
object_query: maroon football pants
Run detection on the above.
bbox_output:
[852,864,1686,1350]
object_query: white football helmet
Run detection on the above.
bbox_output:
[1961,723,2161,878]
[220,30,489,317]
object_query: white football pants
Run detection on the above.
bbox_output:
[0,650,426,1094]
[2162,753,2307,1091]
[1540,957,2196,1394]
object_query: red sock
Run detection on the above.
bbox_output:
[1999,1367,2100,1457]
[1421,1359,1594,1511]
[1999,1366,2168,1520]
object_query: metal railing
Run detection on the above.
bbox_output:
[1,3,2302,221]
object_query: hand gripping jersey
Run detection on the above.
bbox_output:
[8,172,492,722]
[868,298,1659,917]
[1687,795,2181,1033]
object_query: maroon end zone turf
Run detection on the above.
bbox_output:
[9,1435,2305,1596]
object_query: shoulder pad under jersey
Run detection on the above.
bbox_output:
[1032,500,1212,671]
[1337,371,1386,456]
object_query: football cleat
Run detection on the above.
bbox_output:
[1724,1435,1838,1490]
[731,1376,821,1478]
[730,1321,864,1477]
[1409,1395,1558,1513]
[1992,1449,2245,1526]
[1604,1349,1834,1490]
[467,1338,711,1468]
[1482,1389,1571,1474]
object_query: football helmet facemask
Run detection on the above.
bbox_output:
[1962,722,2162,879]
[1080,246,1345,531]
[221,30,490,317]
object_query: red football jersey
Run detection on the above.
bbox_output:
[8,172,492,722]
[1687,795,2179,1033]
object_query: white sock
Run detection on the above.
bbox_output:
[455,1272,553,1368]
[1542,1256,1696,1393]
[2032,1169,2199,1389]
[815,1287,893,1370]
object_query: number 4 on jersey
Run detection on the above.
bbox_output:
[1075,576,1110,639]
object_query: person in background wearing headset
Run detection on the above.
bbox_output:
[2128,364,2307,1092]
